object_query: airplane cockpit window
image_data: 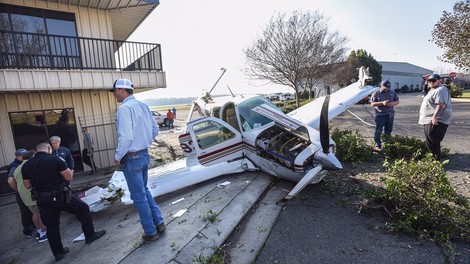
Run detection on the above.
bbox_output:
[238,97,276,131]
[193,120,236,149]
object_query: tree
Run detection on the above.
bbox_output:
[347,49,382,86]
[431,1,470,71]
[322,49,382,88]
[244,11,348,107]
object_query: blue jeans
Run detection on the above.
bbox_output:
[122,150,164,235]
[374,114,394,148]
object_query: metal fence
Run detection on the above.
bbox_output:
[0,30,163,71]
[77,113,118,170]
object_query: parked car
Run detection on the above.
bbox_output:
[152,111,169,126]
[279,93,294,101]
[356,95,371,104]
[268,92,283,101]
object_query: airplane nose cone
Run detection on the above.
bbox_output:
[313,151,342,170]
[326,153,342,170]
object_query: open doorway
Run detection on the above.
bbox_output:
[9,108,83,171]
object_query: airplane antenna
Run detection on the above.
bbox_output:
[227,85,235,97]
[208,67,227,95]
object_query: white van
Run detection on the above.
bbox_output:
[279,93,294,101]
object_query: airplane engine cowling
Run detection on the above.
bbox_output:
[255,126,309,170]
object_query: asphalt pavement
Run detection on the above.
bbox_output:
[256,93,470,264]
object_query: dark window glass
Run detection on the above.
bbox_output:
[11,13,45,33]
[46,18,77,36]
[0,12,11,30]
[9,108,83,170]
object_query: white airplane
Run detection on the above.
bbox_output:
[82,67,377,212]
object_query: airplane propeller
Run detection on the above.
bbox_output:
[279,95,332,203]
[320,95,330,154]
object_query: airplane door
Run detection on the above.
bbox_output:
[187,117,243,166]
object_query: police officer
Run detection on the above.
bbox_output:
[7,148,35,237]
[443,77,452,90]
[22,141,106,262]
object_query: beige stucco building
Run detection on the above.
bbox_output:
[0,0,166,193]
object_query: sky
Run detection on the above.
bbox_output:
[130,0,458,99]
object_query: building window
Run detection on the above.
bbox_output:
[0,3,80,69]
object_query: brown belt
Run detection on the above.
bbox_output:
[127,149,147,155]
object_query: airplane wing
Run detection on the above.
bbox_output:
[287,81,378,129]
[82,155,255,211]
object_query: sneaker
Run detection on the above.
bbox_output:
[157,223,166,233]
[142,232,160,242]
[85,230,106,244]
[36,232,40,240]
[38,233,48,243]
[54,247,69,262]
[23,231,34,238]
[373,146,382,152]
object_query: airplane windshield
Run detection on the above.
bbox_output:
[238,97,277,131]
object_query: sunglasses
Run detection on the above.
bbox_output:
[427,79,437,83]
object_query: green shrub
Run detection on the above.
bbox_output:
[381,134,449,160]
[449,83,463,98]
[401,85,410,93]
[379,155,470,241]
[380,134,427,160]
[331,128,373,162]
[280,100,297,113]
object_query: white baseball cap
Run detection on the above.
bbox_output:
[109,79,134,92]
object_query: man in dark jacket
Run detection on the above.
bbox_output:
[7,148,35,237]
[50,136,74,172]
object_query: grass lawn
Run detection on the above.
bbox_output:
[150,104,192,112]
[461,90,470,99]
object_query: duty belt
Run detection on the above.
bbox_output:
[37,191,61,197]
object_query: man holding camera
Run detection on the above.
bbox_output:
[22,141,106,262]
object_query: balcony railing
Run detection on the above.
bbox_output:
[0,31,163,71]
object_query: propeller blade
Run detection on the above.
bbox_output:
[320,95,330,154]
[278,165,323,203]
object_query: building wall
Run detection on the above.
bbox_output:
[0,91,119,169]
[381,72,426,91]
[380,62,433,91]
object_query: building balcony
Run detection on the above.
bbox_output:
[0,31,166,92]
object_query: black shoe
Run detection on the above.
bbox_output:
[157,223,166,233]
[55,247,69,262]
[142,232,160,242]
[23,231,34,238]
[85,230,106,244]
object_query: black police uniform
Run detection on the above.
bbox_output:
[22,152,96,257]
[8,159,35,235]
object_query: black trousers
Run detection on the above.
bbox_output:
[37,193,95,256]
[82,149,97,170]
[424,123,448,160]
[15,192,35,234]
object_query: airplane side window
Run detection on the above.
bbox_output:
[193,120,236,149]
